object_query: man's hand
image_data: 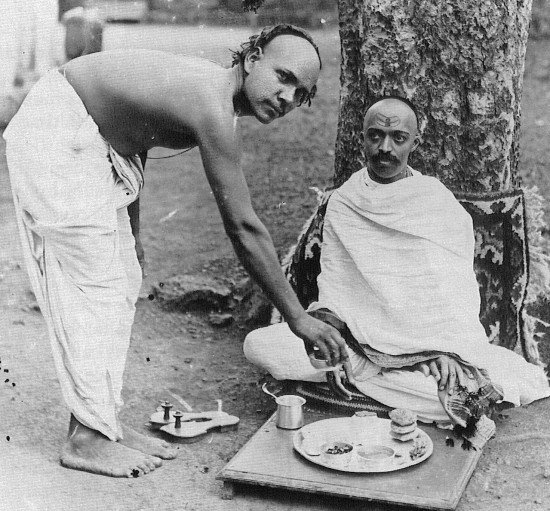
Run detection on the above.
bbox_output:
[290,314,347,365]
[329,367,355,400]
[135,235,146,278]
[418,355,473,394]
[289,314,356,387]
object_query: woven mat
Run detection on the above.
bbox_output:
[293,381,392,416]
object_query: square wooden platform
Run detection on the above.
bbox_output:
[217,410,481,510]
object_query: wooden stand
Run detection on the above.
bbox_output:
[149,400,239,442]
[217,411,481,510]
[161,410,239,443]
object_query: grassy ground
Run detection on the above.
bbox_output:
[520,37,550,228]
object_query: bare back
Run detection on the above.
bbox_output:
[64,49,237,156]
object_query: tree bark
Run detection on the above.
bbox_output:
[334,0,533,192]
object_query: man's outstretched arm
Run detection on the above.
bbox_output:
[195,112,352,371]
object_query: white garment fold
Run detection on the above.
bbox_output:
[4,69,142,440]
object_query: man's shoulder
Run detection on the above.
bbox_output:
[150,56,237,134]
[75,49,232,111]
[412,172,456,199]
[332,168,454,197]
[334,168,366,191]
[412,174,471,223]
[87,49,225,76]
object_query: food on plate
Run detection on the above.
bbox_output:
[389,408,417,426]
[301,430,323,456]
[409,436,429,460]
[390,429,419,442]
[390,422,417,435]
[324,442,353,455]
[389,408,418,442]
[356,445,395,463]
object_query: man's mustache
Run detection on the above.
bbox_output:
[372,153,399,164]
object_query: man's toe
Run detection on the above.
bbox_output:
[148,454,163,467]
[138,462,151,474]
[144,458,158,471]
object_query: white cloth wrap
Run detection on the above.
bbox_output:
[244,168,549,420]
[4,69,143,440]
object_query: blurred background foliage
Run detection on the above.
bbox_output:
[58,0,338,27]
[57,0,549,36]
[149,0,337,27]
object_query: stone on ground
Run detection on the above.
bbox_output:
[152,274,232,312]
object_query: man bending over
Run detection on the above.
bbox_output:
[4,25,351,477]
[244,97,550,442]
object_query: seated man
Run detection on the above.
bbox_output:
[244,97,550,440]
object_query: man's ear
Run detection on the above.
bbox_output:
[243,47,263,74]
[411,134,421,152]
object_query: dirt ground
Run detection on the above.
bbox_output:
[1,25,550,511]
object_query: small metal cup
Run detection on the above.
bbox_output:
[275,395,306,429]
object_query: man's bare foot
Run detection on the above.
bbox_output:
[60,415,162,478]
[119,424,179,460]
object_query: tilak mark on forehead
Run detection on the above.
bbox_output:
[375,113,400,128]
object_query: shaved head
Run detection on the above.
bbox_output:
[364,98,419,135]
[240,31,321,124]
[232,24,322,71]
[262,35,321,74]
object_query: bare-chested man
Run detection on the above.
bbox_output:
[3,25,351,478]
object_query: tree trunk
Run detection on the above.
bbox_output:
[334,0,533,192]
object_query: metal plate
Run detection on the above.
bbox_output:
[293,416,433,473]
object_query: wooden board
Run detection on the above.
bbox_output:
[217,410,481,510]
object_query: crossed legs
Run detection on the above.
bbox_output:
[244,322,450,424]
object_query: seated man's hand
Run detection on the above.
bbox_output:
[418,355,473,394]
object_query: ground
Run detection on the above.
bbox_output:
[1,24,550,511]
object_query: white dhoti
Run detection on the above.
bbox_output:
[4,69,143,441]
[244,168,550,424]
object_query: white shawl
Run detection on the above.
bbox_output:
[311,168,549,406]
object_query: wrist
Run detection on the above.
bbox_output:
[285,310,309,330]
